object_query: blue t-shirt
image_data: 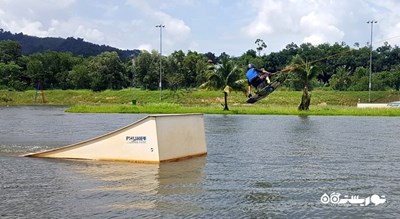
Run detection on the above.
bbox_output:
[246,68,258,82]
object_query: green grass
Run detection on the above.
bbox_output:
[65,103,400,116]
[1,88,400,116]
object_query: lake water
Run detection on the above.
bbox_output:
[1,106,399,218]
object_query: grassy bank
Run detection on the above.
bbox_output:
[65,103,400,116]
[1,89,399,116]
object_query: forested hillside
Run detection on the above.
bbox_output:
[0,29,139,61]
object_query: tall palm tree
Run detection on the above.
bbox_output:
[289,54,322,110]
[200,57,245,110]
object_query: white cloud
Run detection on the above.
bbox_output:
[153,11,191,44]
[300,11,344,45]
[75,25,105,43]
[303,34,324,45]
[19,20,48,37]
[240,0,281,37]
[0,0,75,18]
[131,19,143,27]
[1,0,400,56]
[124,0,193,53]
[370,0,400,45]
[137,44,153,51]
[240,0,371,51]
[0,0,75,37]
[1,18,48,37]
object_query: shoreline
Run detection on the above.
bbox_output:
[1,89,399,116]
[64,104,400,116]
[1,104,400,116]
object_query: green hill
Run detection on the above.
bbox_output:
[0,29,140,60]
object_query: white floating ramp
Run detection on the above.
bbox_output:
[24,114,207,163]
[357,103,389,108]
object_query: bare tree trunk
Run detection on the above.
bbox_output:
[298,85,311,111]
[223,91,229,111]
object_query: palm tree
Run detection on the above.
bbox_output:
[200,57,245,110]
[329,66,352,91]
[255,39,267,56]
[289,54,322,110]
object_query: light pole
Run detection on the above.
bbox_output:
[367,20,377,103]
[156,24,165,101]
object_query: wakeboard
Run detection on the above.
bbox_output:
[246,81,281,104]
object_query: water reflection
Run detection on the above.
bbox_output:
[0,106,146,148]
[2,107,400,218]
[288,116,321,156]
[56,156,206,214]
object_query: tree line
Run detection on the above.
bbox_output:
[0,39,399,92]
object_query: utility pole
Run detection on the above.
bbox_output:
[367,20,377,103]
[156,24,165,101]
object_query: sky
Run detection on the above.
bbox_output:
[1,0,400,57]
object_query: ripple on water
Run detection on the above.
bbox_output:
[0,109,399,218]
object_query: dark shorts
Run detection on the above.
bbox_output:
[250,74,267,88]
